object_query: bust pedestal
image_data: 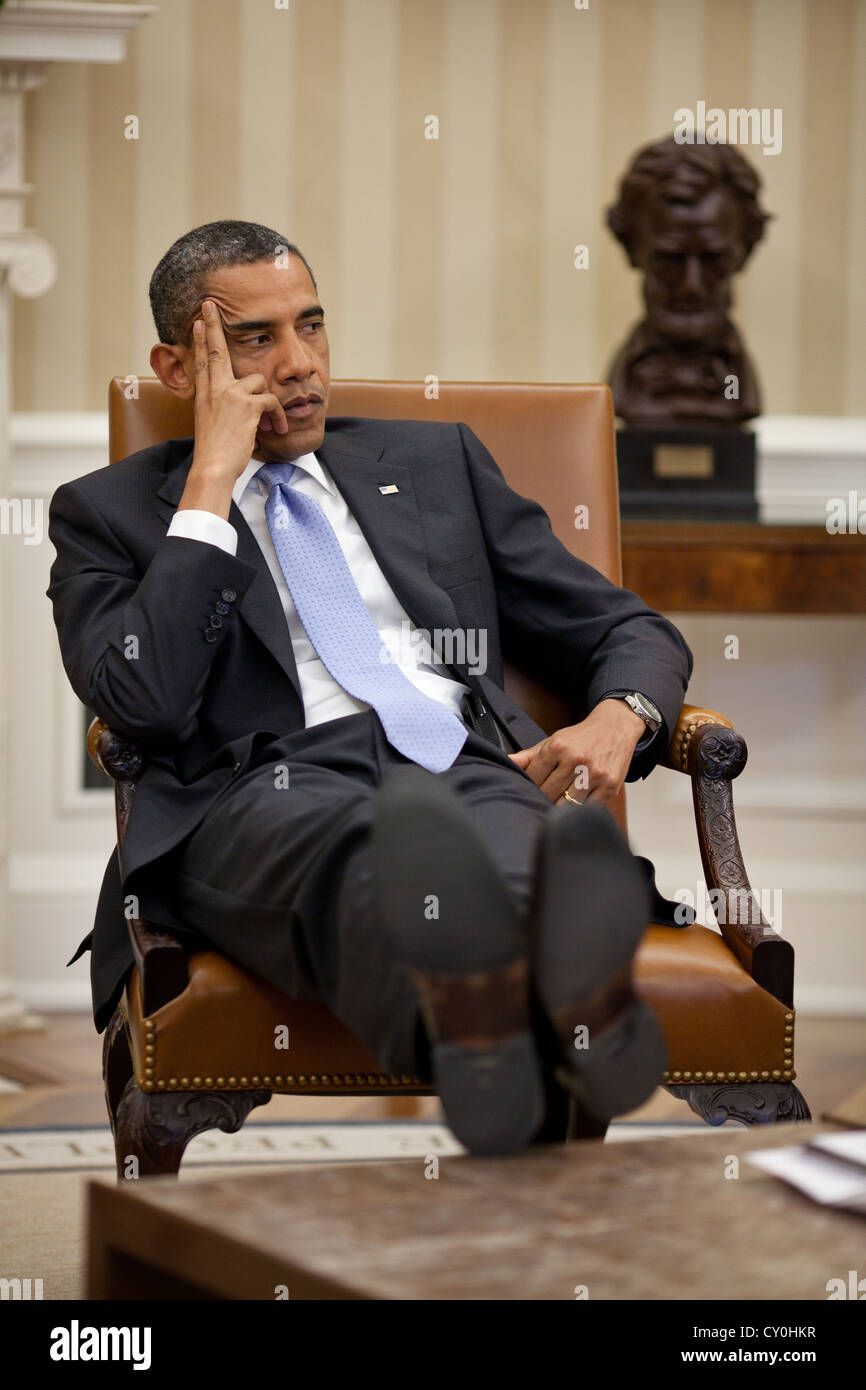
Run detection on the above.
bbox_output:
[616,425,758,522]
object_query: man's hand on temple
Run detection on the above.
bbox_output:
[507,697,647,806]
[176,299,290,521]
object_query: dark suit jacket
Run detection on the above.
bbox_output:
[47,416,693,1029]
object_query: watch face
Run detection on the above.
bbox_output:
[629,693,661,728]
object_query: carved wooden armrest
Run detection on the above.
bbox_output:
[86,717,147,783]
[663,704,793,1008]
[661,704,734,773]
[87,717,147,850]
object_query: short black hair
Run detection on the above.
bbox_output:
[149,219,318,345]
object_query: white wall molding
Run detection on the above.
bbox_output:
[10,410,107,492]
[10,852,110,897]
[0,3,158,67]
[18,979,91,1013]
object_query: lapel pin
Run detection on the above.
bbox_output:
[378,484,400,495]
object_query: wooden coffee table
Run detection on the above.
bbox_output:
[87,1122,863,1300]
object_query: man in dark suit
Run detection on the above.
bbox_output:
[48,220,692,1155]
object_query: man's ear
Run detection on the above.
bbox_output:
[150,342,195,400]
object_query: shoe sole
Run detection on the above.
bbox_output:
[533,803,667,1119]
[371,767,545,1155]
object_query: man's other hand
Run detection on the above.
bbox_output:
[507,698,646,805]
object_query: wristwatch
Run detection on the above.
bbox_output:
[605,690,662,735]
[622,691,662,734]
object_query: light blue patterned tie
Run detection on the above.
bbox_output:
[256,462,469,773]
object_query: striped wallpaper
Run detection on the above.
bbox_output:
[12,0,866,417]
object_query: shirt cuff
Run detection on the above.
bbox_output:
[167,509,238,556]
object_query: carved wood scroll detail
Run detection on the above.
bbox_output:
[669,1082,811,1127]
[113,1079,272,1178]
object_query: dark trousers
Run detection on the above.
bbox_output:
[141,709,555,1078]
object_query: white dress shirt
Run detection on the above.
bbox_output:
[167,452,472,727]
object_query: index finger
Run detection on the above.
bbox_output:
[191,315,210,391]
[200,299,236,388]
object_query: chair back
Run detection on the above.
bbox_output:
[109,378,626,823]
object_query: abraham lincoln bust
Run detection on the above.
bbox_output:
[606,136,771,427]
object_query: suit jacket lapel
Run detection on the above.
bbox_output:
[317,435,459,638]
[318,433,478,689]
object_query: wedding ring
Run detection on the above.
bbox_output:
[563,790,583,806]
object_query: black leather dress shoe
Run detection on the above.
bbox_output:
[370,767,546,1155]
[530,802,668,1121]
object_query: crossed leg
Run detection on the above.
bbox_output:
[162,711,554,1078]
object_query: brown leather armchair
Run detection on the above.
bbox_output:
[92,378,809,1177]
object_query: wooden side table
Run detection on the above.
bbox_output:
[622,523,866,614]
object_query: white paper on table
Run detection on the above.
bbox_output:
[808,1129,866,1171]
[745,1143,866,1211]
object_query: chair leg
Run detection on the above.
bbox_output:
[112,1079,272,1180]
[668,1081,811,1127]
[103,1006,134,1140]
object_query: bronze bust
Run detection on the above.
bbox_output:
[606,137,771,426]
